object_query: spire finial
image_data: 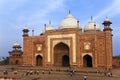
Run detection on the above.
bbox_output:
[77,20,79,28]
[44,24,46,27]
[44,24,46,31]
[49,20,51,24]
[69,10,71,14]
[32,29,34,36]
[91,16,93,21]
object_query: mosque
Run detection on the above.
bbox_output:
[9,11,113,69]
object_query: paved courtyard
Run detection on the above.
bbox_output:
[0,65,120,80]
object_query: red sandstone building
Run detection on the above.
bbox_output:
[9,12,113,69]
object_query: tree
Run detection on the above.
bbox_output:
[0,57,9,65]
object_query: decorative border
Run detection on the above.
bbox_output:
[47,34,76,63]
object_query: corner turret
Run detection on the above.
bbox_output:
[103,17,112,31]
[22,26,29,37]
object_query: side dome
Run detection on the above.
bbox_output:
[13,42,21,48]
[59,12,81,29]
[45,21,54,31]
[104,17,110,22]
[84,18,101,32]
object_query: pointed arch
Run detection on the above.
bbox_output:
[54,42,70,67]
[53,40,70,49]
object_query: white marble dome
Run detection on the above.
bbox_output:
[84,19,101,31]
[45,22,54,31]
[14,42,20,46]
[24,26,28,30]
[59,12,81,29]
[104,17,110,22]
[13,42,21,48]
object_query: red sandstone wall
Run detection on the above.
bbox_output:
[112,56,120,68]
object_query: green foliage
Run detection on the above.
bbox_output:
[0,57,9,65]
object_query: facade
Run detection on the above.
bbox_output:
[9,12,113,69]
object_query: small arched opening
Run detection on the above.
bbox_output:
[62,55,70,67]
[15,60,19,65]
[83,55,92,67]
[36,55,43,66]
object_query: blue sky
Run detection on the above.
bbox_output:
[0,0,120,57]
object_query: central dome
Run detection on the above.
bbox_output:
[59,12,81,29]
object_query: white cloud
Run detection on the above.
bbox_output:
[0,0,66,31]
[27,0,65,20]
[0,0,28,13]
[94,0,120,20]
[15,0,65,27]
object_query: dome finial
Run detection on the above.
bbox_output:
[49,20,51,24]
[91,16,93,21]
[44,24,46,31]
[44,24,46,27]
[69,10,71,14]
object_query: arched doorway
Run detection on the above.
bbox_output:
[54,42,70,67]
[62,55,70,67]
[36,55,43,66]
[83,55,92,67]
[15,60,19,65]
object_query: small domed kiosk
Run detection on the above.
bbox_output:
[9,42,23,65]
